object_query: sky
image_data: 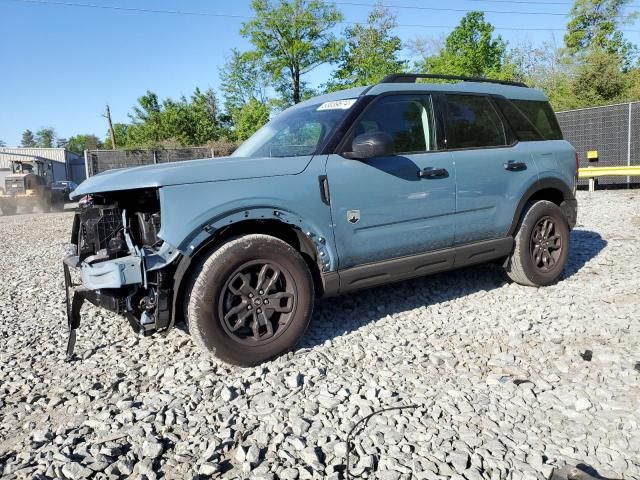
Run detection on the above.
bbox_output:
[1,0,639,147]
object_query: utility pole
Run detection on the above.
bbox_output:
[103,104,117,149]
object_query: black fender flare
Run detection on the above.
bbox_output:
[508,177,576,236]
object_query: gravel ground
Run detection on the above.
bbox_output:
[1,190,639,480]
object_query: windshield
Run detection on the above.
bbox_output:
[232,100,356,158]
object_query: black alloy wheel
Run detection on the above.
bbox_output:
[530,216,563,272]
[219,260,296,346]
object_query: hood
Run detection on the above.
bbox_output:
[70,155,311,200]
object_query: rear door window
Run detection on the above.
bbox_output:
[510,100,563,140]
[443,94,507,149]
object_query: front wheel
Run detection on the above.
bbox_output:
[506,200,570,286]
[186,234,314,366]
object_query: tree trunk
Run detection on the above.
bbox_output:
[293,69,301,104]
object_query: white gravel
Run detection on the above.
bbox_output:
[1,190,639,480]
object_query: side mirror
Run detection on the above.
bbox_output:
[344,131,394,160]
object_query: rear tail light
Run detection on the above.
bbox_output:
[575,151,580,173]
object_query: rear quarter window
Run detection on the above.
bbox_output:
[509,100,563,140]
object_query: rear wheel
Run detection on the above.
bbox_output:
[186,234,314,366]
[506,200,569,286]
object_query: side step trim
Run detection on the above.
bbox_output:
[322,237,513,296]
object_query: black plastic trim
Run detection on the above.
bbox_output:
[507,178,576,236]
[319,95,376,155]
[318,175,330,205]
[380,73,527,88]
[322,237,514,296]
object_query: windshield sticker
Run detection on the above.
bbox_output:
[317,99,357,111]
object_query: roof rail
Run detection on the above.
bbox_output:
[380,73,527,88]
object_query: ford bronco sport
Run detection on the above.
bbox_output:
[64,73,578,366]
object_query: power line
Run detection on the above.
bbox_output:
[332,0,638,18]
[6,0,640,33]
[335,1,569,16]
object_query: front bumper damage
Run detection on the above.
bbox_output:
[63,206,180,359]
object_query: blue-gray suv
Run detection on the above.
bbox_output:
[64,73,578,365]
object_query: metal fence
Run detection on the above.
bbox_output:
[556,101,640,186]
[85,145,237,177]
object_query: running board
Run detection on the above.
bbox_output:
[326,237,514,295]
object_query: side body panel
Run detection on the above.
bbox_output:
[528,140,577,191]
[326,151,456,269]
[451,143,539,244]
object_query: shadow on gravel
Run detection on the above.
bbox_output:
[302,229,606,349]
[563,229,608,279]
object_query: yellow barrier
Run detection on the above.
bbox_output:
[578,166,640,191]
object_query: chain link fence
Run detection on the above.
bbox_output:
[85,144,237,177]
[556,101,640,186]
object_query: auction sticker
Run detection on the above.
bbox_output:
[317,99,357,111]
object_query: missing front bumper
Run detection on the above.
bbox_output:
[63,256,132,359]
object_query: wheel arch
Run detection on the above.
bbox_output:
[508,178,576,236]
[169,215,332,330]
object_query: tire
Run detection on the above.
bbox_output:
[506,200,570,286]
[186,234,314,366]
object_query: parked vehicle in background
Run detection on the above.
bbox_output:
[0,160,66,215]
[64,73,578,366]
[51,180,79,200]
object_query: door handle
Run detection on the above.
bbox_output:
[418,167,449,179]
[504,160,527,171]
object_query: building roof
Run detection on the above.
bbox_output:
[0,147,81,169]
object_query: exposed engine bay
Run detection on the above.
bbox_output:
[64,188,181,357]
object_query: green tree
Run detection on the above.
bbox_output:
[35,128,56,148]
[220,50,270,114]
[66,134,103,153]
[508,39,578,110]
[0,139,6,147]
[571,48,628,105]
[113,89,225,148]
[422,12,515,79]
[21,129,36,147]
[231,98,271,141]
[328,4,406,90]
[241,0,344,104]
[103,123,129,149]
[565,0,637,66]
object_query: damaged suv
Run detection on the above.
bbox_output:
[65,73,578,366]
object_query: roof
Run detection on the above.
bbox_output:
[367,81,548,101]
[0,147,81,169]
[295,79,548,108]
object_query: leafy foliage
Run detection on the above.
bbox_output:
[220,50,270,114]
[21,130,36,147]
[231,98,272,141]
[328,4,406,90]
[103,124,129,150]
[421,12,515,79]
[35,128,56,148]
[66,134,103,154]
[241,0,344,104]
[565,0,637,67]
[111,89,226,148]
